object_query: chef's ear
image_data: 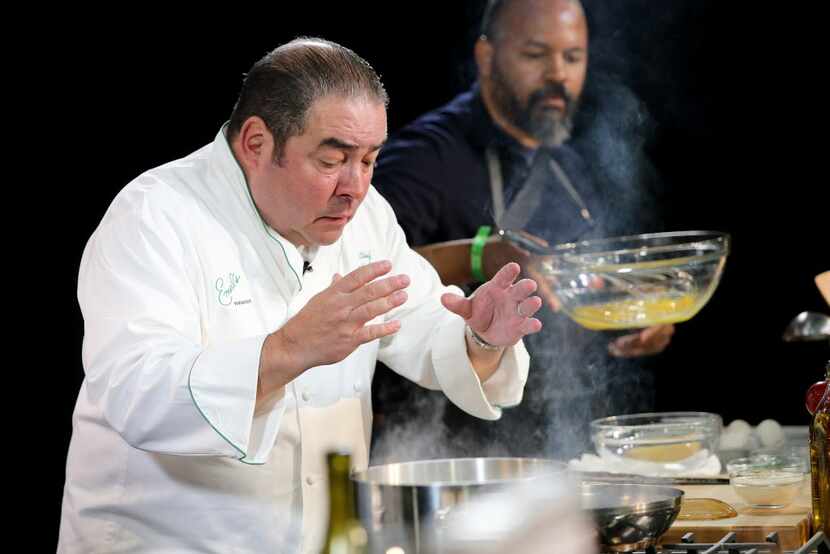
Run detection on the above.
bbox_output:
[474,36,494,79]
[234,116,275,170]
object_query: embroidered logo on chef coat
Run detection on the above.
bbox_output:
[215,272,252,307]
[357,251,372,267]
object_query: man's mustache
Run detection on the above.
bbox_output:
[528,82,574,110]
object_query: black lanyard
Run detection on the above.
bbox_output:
[485,147,594,230]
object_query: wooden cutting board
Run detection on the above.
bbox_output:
[817,270,830,307]
[661,483,812,550]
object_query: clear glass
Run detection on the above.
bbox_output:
[727,457,806,509]
[591,412,722,473]
[748,447,810,474]
[535,231,730,330]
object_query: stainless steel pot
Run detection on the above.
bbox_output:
[352,457,567,553]
[581,482,684,552]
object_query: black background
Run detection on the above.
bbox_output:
[35,2,827,550]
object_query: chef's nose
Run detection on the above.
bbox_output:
[337,163,369,200]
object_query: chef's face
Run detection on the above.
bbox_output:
[482,0,588,146]
[249,95,387,248]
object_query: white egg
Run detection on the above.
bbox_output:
[719,430,749,450]
[726,420,752,448]
[728,419,752,436]
[756,419,785,447]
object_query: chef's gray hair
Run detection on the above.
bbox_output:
[227,37,388,163]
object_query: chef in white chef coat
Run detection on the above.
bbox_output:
[58,37,544,554]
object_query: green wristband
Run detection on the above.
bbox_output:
[471,225,491,283]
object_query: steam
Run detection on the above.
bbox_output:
[572,73,662,235]
[371,390,450,464]
[523,309,656,459]
[574,0,703,234]
[371,385,524,464]
[371,389,513,464]
[372,0,695,465]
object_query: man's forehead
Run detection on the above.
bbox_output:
[305,95,387,148]
[501,0,587,38]
[316,136,386,153]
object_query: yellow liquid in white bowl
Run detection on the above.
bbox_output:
[569,294,699,330]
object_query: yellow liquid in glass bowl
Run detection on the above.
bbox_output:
[622,440,703,462]
[568,293,699,330]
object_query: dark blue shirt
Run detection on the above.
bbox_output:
[373,86,604,246]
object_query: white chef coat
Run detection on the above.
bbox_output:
[58,127,530,553]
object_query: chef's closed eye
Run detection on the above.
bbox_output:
[318,156,343,170]
[362,155,378,171]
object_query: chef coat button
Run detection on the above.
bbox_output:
[305,476,315,486]
[353,382,361,393]
[301,389,311,402]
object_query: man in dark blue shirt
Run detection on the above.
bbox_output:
[371,0,674,460]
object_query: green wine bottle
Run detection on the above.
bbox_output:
[321,452,368,554]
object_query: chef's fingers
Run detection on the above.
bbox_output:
[355,319,402,343]
[351,289,409,324]
[490,262,521,289]
[507,278,538,302]
[519,317,543,335]
[350,273,410,307]
[440,292,473,320]
[526,266,561,312]
[334,260,392,293]
[517,295,543,319]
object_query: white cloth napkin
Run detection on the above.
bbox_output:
[568,449,722,477]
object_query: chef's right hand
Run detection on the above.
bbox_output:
[483,232,561,311]
[275,260,409,371]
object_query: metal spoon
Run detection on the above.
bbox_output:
[782,311,830,341]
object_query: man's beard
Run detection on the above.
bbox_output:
[490,64,578,147]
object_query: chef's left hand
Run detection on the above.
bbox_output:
[441,262,543,346]
[608,324,675,358]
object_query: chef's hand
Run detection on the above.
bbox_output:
[483,232,561,311]
[608,324,675,358]
[274,260,409,370]
[441,262,543,347]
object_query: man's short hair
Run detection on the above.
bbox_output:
[227,37,388,162]
[480,0,584,43]
[480,0,511,41]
